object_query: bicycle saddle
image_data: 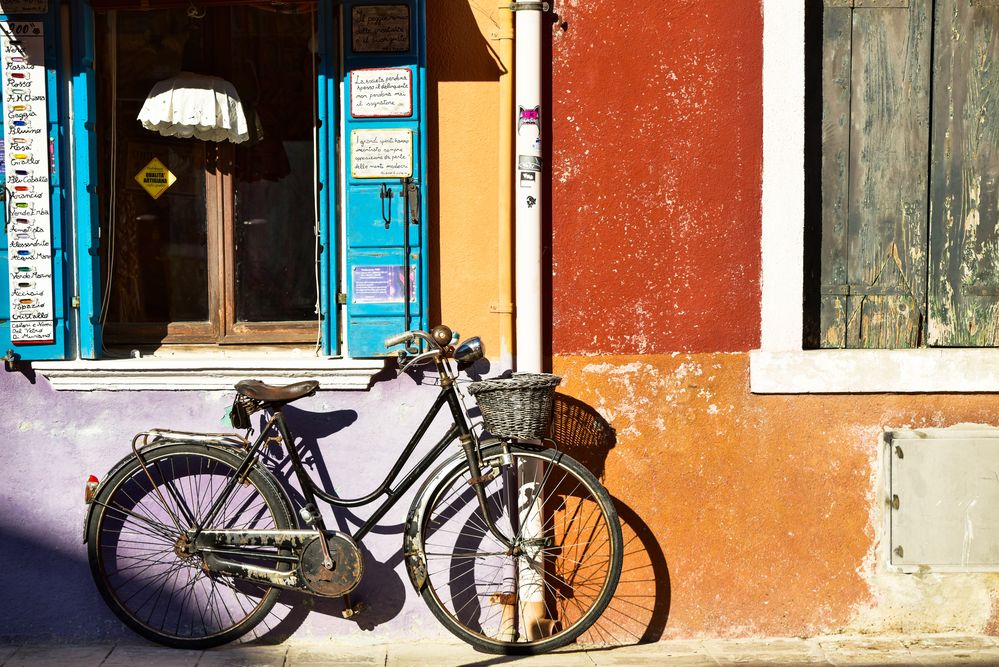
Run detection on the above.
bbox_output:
[234,379,319,403]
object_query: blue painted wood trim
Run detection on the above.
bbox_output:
[318,0,337,356]
[342,0,429,357]
[416,0,428,336]
[70,0,100,359]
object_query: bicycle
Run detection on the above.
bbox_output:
[83,325,623,654]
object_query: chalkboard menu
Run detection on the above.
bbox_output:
[352,4,410,53]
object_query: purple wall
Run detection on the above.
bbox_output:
[0,368,460,643]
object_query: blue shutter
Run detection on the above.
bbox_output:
[342,0,429,357]
[72,0,101,359]
[0,5,70,362]
[318,0,337,355]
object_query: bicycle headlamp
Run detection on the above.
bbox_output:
[454,336,484,367]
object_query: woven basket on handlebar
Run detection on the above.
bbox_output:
[467,372,562,440]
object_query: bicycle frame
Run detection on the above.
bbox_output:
[185,368,512,552]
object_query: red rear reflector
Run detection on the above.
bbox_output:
[85,475,99,504]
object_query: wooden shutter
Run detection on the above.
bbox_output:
[342,0,428,357]
[819,0,932,348]
[927,0,999,345]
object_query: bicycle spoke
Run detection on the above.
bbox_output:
[90,447,290,647]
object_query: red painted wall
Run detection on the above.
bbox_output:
[550,1,763,354]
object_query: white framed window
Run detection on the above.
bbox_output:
[751,0,999,393]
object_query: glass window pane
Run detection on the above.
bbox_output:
[231,6,318,324]
[103,10,210,326]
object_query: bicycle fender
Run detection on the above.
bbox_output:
[402,439,503,592]
[82,439,249,544]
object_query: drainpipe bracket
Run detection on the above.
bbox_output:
[505,1,549,11]
[490,302,515,315]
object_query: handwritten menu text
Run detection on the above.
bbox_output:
[2,21,53,343]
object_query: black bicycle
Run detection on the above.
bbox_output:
[83,325,623,654]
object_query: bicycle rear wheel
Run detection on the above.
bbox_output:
[418,445,622,654]
[87,443,294,649]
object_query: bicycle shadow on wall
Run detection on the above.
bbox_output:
[236,393,670,647]
[243,405,415,641]
[548,393,671,646]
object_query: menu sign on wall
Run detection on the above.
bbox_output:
[351,5,410,53]
[351,68,412,118]
[351,128,413,179]
[1,22,53,343]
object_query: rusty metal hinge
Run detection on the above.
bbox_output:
[821,284,916,297]
[336,293,347,305]
[825,0,909,7]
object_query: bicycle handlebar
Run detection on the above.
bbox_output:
[384,327,450,351]
[384,328,451,374]
[384,331,416,348]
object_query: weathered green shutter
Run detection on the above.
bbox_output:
[928,0,999,346]
[820,0,933,349]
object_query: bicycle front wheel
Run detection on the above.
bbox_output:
[87,443,294,649]
[418,446,622,654]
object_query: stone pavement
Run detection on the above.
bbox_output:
[2,635,999,666]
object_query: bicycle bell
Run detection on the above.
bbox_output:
[431,325,453,346]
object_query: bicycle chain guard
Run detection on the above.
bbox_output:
[300,533,364,597]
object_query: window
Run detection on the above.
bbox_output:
[0,0,430,375]
[806,0,999,349]
[753,0,999,392]
[95,5,320,345]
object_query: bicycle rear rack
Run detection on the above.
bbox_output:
[133,428,250,451]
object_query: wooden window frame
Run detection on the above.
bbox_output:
[98,4,319,347]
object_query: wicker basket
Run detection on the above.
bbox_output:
[467,372,562,440]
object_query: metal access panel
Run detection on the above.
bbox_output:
[890,428,999,570]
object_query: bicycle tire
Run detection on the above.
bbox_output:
[87,442,294,649]
[417,445,622,654]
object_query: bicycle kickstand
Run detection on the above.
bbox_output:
[341,592,367,619]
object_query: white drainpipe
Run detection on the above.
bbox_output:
[511,0,551,641]
[514,1,544,374]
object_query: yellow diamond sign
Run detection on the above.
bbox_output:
[134,158,176,200]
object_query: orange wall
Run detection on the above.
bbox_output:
[553,353,999,639]
[426,3,504,352]
[426,0,999,641]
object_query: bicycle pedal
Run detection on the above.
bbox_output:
[342,601,367,619]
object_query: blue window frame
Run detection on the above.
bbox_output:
[0,0,428,361]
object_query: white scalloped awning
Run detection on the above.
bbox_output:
[137,72,249,144]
